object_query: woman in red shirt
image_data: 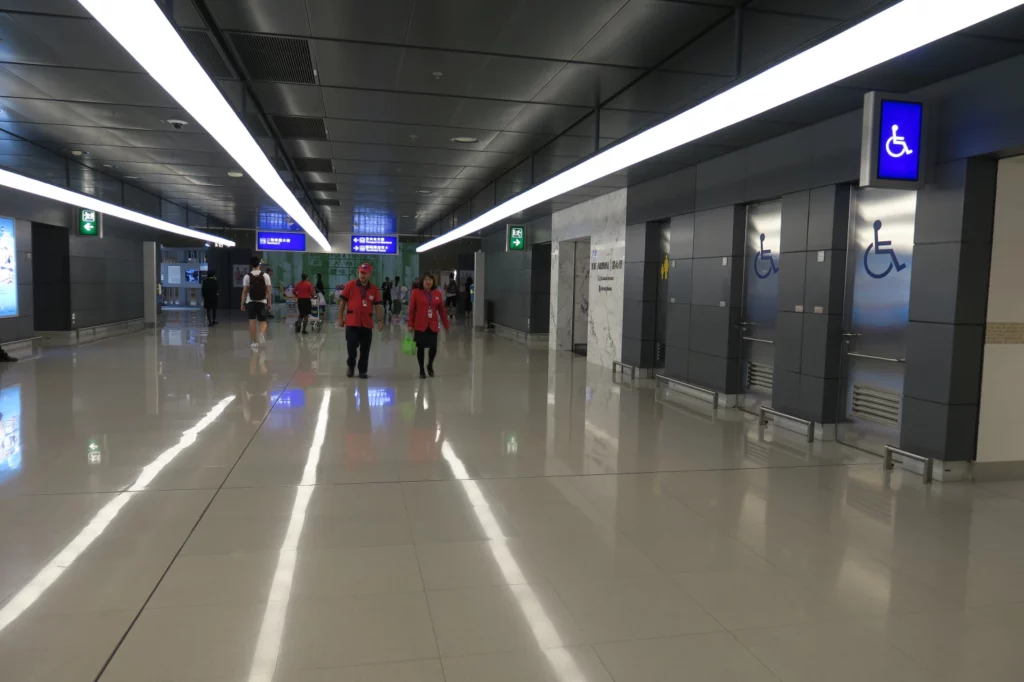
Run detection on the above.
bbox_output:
[292,273,316,334]
[407,272,450,377]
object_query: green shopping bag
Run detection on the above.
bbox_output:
[402,333,416,356]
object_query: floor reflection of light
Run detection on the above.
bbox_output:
[0,395,235,633]
[441,440,589,678]
[248,389,331,682]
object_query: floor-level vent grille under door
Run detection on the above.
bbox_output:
[851,385,902,426]
[747,362,773,392]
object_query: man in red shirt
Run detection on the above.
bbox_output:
[292,273,316,334]
[337,263,384,378]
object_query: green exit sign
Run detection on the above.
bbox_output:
[507,224,525,251]
[77,208,100,237]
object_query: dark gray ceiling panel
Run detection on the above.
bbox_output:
[314,40,404,89]
[531,63,644,107]
[321,87,394,121]
[394,48,565,101]
[403,0,625,61]
[306,0,413,43]
[574,0,731,68]
[205,0,312,35]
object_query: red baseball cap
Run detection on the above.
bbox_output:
[358,263,372,273]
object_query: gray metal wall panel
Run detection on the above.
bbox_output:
[693,206,743,258]
[780,190,810,253]
[666,259,692,304]
[691,256,739,308]
[903,321,985,406]
[668,214,694,259]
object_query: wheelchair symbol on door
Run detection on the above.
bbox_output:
[863,220,906,279]
[753,233,779,279]
[885,124,913,158]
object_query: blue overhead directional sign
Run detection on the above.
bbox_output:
[258,231,306,251]
[351,235,397,254]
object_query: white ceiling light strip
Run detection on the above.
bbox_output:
[0,168,235,245]
[78,0,332,251]
[417,0,1023,252]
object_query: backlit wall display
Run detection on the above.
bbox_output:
[0,384,21,484]
[351,235,397,254]
[258,231,306,252]
[0,217,17,318]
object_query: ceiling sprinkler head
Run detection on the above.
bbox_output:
[166,118,189,130]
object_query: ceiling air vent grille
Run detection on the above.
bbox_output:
[273,115,328,140]
[229,33,316,84]
[180,29,232,79]
[747,361,773,392]
[851,384,902,426]
[292,157,333,173]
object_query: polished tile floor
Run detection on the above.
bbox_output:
[2,312,1024,681]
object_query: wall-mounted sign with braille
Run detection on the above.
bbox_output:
[860,92,926,189]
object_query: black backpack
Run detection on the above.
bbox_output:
[248,271,267,300]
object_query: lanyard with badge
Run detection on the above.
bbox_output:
[427,291,433,319]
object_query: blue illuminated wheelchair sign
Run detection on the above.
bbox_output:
[753,233,778,279]
[863,220,906,279]
[860,93,925,189]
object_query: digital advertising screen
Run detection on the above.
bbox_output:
[351,235,397,255]
[258,231,307,252]
[0,384,22,484]
[0,217,17,319]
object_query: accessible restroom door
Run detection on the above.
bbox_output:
[838,187,916,454]
[738,200,782,413]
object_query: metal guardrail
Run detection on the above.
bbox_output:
[655,374,719,409]
[758,405,814,443]
[612,361,638,379]
[847,351,905,363]
[883,444,934,484]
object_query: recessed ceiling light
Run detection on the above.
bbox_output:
[227,170,244,178]
[431,71,443,78]
[416,190,433,195]
[451,136,479,144]
[70,150,86,157]
[102,164,115,169]
[124,176,138,179]
[417,0,1024,253]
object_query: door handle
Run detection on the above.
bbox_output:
[842,332,861,338]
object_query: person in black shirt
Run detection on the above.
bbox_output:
[201,271,219,326]
[381,277,393,322]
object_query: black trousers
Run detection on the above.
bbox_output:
[204,297,217,324]
[345,326,373,373]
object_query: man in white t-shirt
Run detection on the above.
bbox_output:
[240,256,273,350]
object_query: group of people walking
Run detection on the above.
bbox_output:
[210,257,453,378]
[334,264,450,378]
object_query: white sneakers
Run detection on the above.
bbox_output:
[258,333,266,345]
[250,342,259,351]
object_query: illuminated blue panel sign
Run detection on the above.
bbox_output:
[258,211,299,231]
[352,208,396,235]
[351,235,397,254]
[258,231,306,251]
[860,92,925,189]
[876,100,923,182]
